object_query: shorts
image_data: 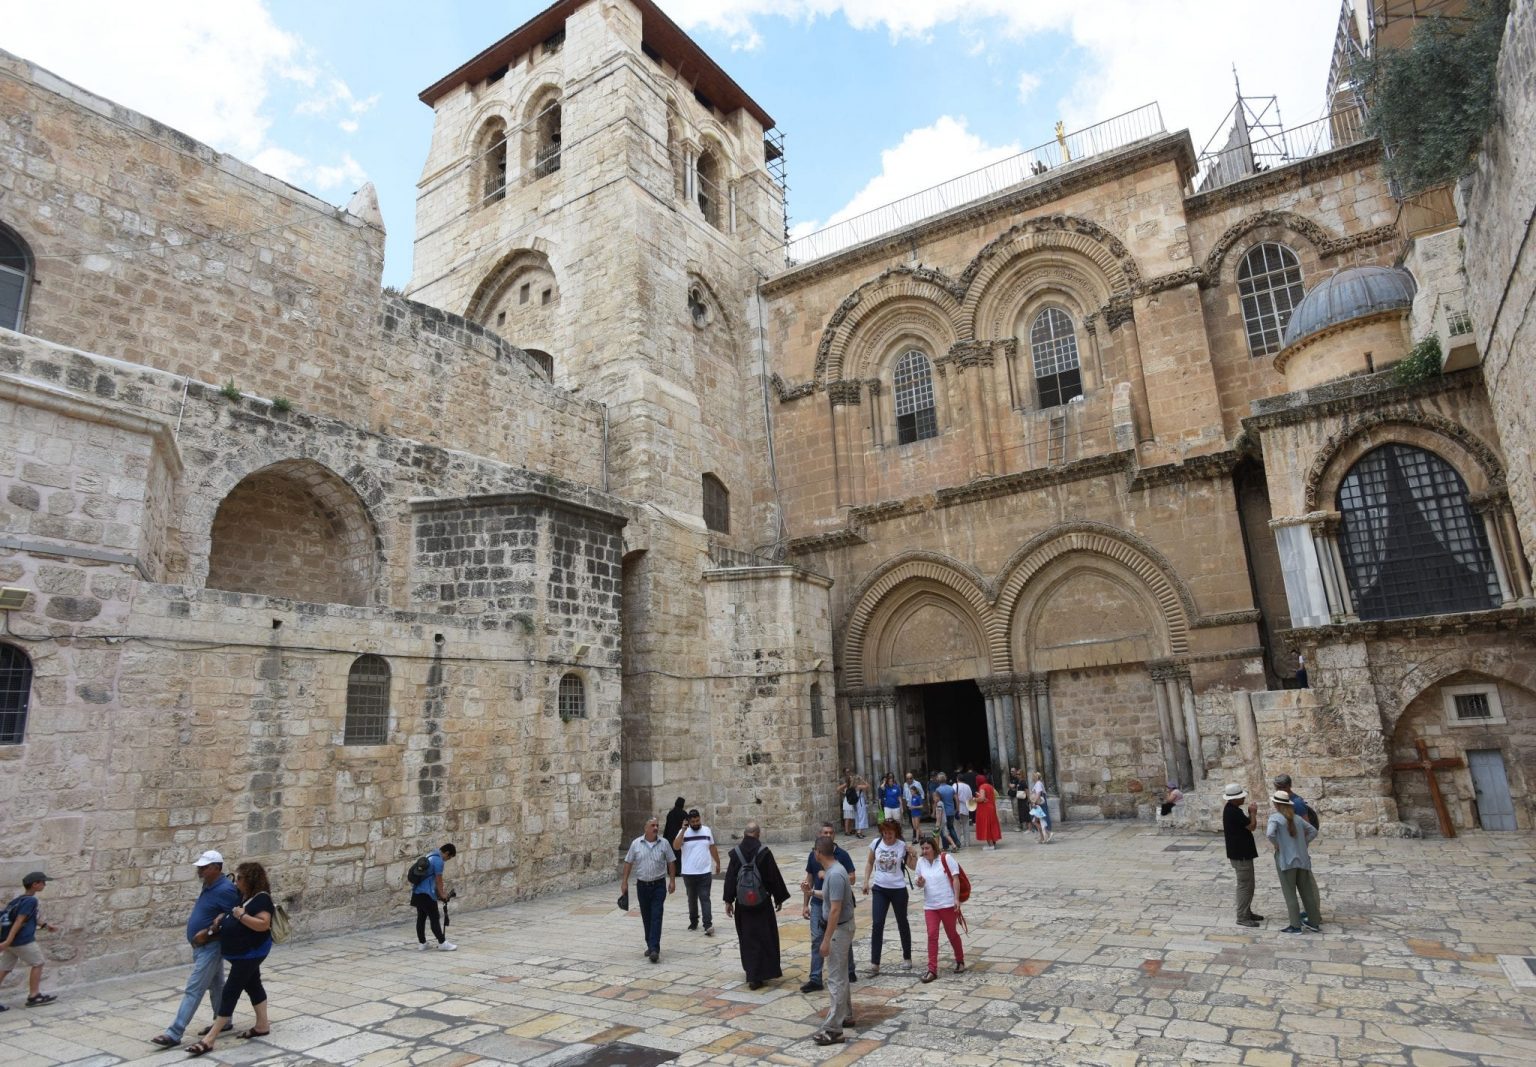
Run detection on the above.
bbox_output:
[883,807,901,822]
[841,800,855,819]
[0,941,45,969]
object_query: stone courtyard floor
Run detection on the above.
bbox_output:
[4,822,1536,1067]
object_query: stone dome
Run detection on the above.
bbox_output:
[1281,265,1417,349]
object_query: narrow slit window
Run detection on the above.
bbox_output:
[703,474,730,533]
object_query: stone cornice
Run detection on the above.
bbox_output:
[785,528,869,555]
[0,371,185,479]
[1184,140,1384,218]
[1189,609,1263,630]
[1242,367,1484,432]
[1127,450,1241,491]
[1283,606,1536,645]
[408,490,628,528]
[935,452,1134,507]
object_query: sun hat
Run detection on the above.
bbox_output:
[1223,783,1247,801]
[1271,790,1294,806]
[194,850,225,867]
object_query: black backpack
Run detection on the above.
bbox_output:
[407,854,433,888]
[731,846,768,909]
[0,896,21,940]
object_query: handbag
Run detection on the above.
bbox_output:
[269,903,292,944]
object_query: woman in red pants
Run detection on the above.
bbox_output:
[913,837,965,982]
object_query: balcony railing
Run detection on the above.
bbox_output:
[1433,287,1479,371]
[1190,106,1368,194]
[785,103,1166,266]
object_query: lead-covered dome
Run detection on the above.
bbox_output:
[1281,266,1416,349]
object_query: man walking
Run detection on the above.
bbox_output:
[149,852,241,1046]
[799,821,856,994]
[811,835,857,1046]
[954,775,973,848]
[933,774,960,850]
[1222,784,1264,927]
[673,808,719,936]
[409,842,458,951]
[621,816,676,963]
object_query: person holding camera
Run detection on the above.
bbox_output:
[149,851,240,1047]
[410,843,458,952]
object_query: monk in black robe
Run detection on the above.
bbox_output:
[722,821,792,989]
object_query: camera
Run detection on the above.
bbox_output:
[443,889,457,902]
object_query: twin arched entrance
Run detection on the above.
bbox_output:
[841,527,1199,819]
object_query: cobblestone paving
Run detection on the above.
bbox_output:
[4,823,1536,1066]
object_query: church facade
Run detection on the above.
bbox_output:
[0,0,1532,982]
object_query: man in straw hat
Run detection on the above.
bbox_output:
[1221,784,1264,928]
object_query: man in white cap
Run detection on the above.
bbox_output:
[149,850,241,1047]
[1221,784,1264,928]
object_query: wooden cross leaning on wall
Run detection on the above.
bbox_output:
[1391,737,1465,838]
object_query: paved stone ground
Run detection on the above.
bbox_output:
[4,823,1536,1066]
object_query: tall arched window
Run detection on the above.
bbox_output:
[1336,444,1501,621]
[696,149,722,229]
[1,225,33,332]
[0,643,33,745]
[344,654,391,745]
[558,672,586,721]
[476,121,508,206]
[1029,307,1083,408]
[534,99,562,179]
[1237,243,1304,356]
[893,349,938,444]
[703,473,730,533]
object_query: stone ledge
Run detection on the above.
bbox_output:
[1283,605,1536,644]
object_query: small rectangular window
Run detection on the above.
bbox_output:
[519,283,530,304]
[541,288,552,306]
[1443,684,1506,726]
[496,311,506,326]
[1037,368,1082,409]
[542,28,566,56]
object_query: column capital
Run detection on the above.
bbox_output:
[1470,489,1511,515]
[827,379,862,406]
[1147,661,1190,682]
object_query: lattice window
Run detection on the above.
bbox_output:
[1030,307,1083,408]
[1,226,32,332]
[0,643,32,745]
[1237,243,1304,357]
[344,654,390,745]
[703,474,730,534]
[558,673,586,721]
[810,682,826,738]
[1336,444,1501,621]
[893,349,938,444]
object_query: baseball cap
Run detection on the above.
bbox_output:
[194,850,225,868]
[22,871,49,887]
[687,809,700,818]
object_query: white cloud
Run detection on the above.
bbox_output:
[313,155,368,192]
[250,147,310,185]
[1017,71,1042,104]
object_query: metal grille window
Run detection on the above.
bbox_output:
[1336,444,1501,621]
[558,673,586,721]
[810,682,826,738]
[1454,693,1492,720]
[893,349,938,444]
[0,643,32,745]
[703,474,730,534]
[534,102,562,179]
[1030,307,1083,408]
[344,654,391,745]
[1,227,31,332]
[1237,243,1304,356]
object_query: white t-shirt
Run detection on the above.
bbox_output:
[916,854,960,909]
[868,838,909,890]
[676,824,716,876]
[955,782,973,812]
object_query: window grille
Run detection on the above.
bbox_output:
[703,474,730,533]
[697,151,723,229]
[534,102,562,179]
[1030,307,1083,408]
[893,349,938,444]
[1336,444,1500,620]
[810,682,826,738]
[558,673,586,721]
[344,654,390,745]
[0,643,32,745]
[481,131,507,205]
[1,227,32,332]
[1454,692,1491,720]
[1237,243,1304,356]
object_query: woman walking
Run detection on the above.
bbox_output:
[913,837,964,982]
[972,773,1003,850]
[1266,791,1323,933]
[185,862,274,1056]
[861,819,914,976]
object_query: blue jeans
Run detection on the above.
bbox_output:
[637,879,666,954]
[165,942,226,1041]
[808,901,856,983]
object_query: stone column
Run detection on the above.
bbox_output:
[1150,664,1192,789]
[1014,674,1041,780]
[979,675,1018,774]
[1474,493,1517,606]
[884,696,901,778]
[1033,674,1058,793]
[1176,670,1203,785]
[951,342,997,479]
[1500,505,1536,604]
[1107,307,1154,444]
[848,694,868,780]
[828,380,861,511]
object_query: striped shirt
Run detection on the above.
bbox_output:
[625,835,675,881]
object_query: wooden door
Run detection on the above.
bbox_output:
[1468,749,1516,831]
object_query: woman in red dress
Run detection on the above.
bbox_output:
[972,773,1003,850]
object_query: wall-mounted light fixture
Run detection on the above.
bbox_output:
[572,643,590,660]
[0,587,30,610]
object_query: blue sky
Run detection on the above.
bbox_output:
[5,1,1340,287]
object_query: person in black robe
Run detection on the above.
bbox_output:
[722,821,792,989]
[662,797,689,844]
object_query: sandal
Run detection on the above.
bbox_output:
[954,962,966,974]
[185,1041,214,1057]
[25,993,57,1007]
[920,970,937,983]
[150,1035,179,1048]
[812,1031,845,1046]
[237,1028,271,1039]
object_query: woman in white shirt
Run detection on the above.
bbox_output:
[861,819,914,975]
[913,837,965,982]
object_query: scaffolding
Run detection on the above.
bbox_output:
[764,128,788,243]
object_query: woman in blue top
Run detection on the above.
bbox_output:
[186,862,274,1056]
[1265,791,1323,933]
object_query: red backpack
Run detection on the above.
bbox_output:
[940,853,971,904]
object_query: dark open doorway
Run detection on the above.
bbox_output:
[910,680,989,776]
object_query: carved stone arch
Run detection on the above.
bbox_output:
[683,269,733,332]
[1383,650,1536,737]
[959,215,1140,325]
[974,254,1109,342]
[850,301,958,385]
[1015,559,1167,670]
[816,266,967,385]
[465,247,558,325]
[842,553,1001,689]
[869,585,992,687]
[995,522,1195,659]
[1305,411,1506,512]
[1203,211,1344,287]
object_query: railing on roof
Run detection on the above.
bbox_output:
[1190,105,1369,194]
[784,102,1166,267]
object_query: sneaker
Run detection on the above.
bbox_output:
[418,942,432,950]
[438,941,458,951]
[24,994,56,1007]
[1247,913,1265,922]
[1280,926,1303,934]
[647,950,659,963]
[1302,922,1321,933]
[799,980,824,994]
[704,926,714,937]
[901,959,913,971]
[688,923,698,931]
[1237,917,1261,928]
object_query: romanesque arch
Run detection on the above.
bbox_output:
[960,215,1137,336]
[815,266,966,385]
[1305,411,1505,511]
[1201,210,1397,288]
[841,553,999,689]
[465,247,559,326]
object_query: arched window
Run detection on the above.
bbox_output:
[0,643,33,745]
[696,149,722,229]
[809,682,826,738]
[1029,307,1083,408]
[476,121,508,206]
[1237,243,1304,357]
[893,349,938,444]
[533,99,562,179]
[344,654,391,745]
[702,473,730,533]
[1,225,33,332]
[558,672,586,721]
[1336,444,1501,621]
